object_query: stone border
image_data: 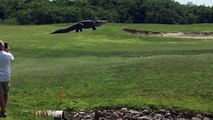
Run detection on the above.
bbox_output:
[62,108,213,120]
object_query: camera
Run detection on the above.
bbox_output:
[4,43,8,49]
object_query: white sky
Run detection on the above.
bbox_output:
[175,0,213,6]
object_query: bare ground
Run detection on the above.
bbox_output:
[123,28,213,39]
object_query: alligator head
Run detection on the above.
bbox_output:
[95,20,107,27]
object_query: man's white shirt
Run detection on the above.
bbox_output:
[0,51,14,81]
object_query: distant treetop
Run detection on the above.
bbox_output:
[0,0,212,24]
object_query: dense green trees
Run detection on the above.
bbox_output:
[0,0,212,24]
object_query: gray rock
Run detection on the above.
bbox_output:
[110,112,120,120]
[84,115,92,119]
[99,117,107,120]
[159,109,167,114]
[154,113,163,119]
[123,114,131,120]
[142,110,150,115]
[203,117,211,120]
[194,114,203,119]
[121,108,128,112]
[138,115,152,120]
[192,117,201,120]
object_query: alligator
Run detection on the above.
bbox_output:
[51,20,107,34]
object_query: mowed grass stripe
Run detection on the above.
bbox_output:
[11,55,213,110]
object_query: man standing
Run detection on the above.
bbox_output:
[0,41,14,117]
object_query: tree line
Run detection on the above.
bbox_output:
[0,0,212,25]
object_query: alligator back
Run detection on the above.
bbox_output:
[80,20,96,29]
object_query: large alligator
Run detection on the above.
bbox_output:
[51,20,107,34]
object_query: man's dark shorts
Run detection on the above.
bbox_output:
[0,82,9,95]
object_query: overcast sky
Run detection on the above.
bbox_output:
[175,0,213,6]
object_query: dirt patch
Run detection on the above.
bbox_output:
[123,28,213,39]
[123,28,161,35]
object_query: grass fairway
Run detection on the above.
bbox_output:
[0,23,212,119]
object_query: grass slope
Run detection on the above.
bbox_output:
[0,23,212,119]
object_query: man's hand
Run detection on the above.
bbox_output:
[4,48,10,52]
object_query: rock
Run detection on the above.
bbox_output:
[79,111,85,115]
[177,118,188,120]
[116,111,123,117]
[136,113,145,117]
[84,115,92,119]
[142,110,150,115]
[99,117,107,120]
[110,112,120,120]
[203,117,211,120]
[194,114,203,119]
[121,108,128,112]
[159,109,167,114]
[138,116,152,120]
[73,113,79,118]
[154,113,163,119]
[192,117,201,120]
[165,112,172,118]
[129,109,139,115]
[123,114,131,120]
[94,110,104,120]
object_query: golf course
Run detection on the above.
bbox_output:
[0,23,212,119]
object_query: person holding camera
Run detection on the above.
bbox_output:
[0,40,14,117]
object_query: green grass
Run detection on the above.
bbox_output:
[0,23,212,119]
